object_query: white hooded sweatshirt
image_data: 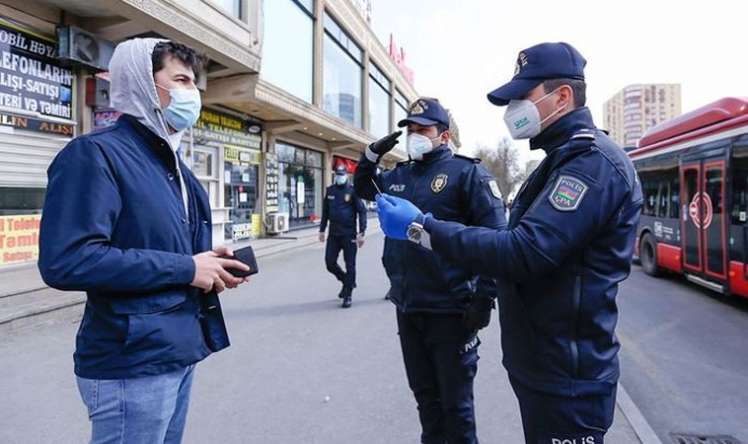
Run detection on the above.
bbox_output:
[108,38,191,217]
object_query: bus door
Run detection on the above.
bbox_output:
[680,159,727,280]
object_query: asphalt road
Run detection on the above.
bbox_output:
[617,265,748,443]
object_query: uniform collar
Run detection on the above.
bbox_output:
[529,107,596,153]
[417,145,452,164]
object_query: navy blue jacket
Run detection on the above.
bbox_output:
[424,109,643,396]
[355,145,506,314]
[319,183,367,237]
[38,115,229,379]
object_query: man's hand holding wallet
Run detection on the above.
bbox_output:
[191,245,258,293]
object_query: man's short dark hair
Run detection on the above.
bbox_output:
[542,78,587,107]
[152,41,204,81]
[436,123,449,135]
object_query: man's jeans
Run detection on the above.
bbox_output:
[76,365,196,444]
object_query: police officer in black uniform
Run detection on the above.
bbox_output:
[354,97,506,444]
[319,165,367,308]
[376,43,643,444]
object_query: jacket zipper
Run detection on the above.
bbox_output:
[569,274,582,378]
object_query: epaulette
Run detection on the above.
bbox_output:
[454,153,482,164]
[570,128,596,141]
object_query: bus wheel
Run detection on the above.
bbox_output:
[640,234,661,277]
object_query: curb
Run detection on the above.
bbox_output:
[616,383,663,444]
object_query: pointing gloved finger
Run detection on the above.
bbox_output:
[386,130,402,144]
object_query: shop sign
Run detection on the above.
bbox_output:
[388,34,414,85]
[0,112,74,136]
[265,152,279,213]
[194,109,261,149]
[0,214,40,266]
[231,217,261,240]
[225,145,261,164]
[0,20,75,122]
[251,214,261,237]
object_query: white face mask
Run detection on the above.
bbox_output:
[503,89,566,139]
[407,133,439,161]
[335,175,348,186]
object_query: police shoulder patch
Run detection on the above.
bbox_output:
[431,174,449,193]
[488,180,502,199]
[548,175,588,211]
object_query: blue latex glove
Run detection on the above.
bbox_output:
[375,194,424,240]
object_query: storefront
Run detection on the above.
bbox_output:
[276,141,324,229]
[0,18,76,267]
[191,108,263,241]
[333,155,358,174]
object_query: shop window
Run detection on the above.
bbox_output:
[191,146,220,207]
[261,0,314,102]
[276,142,324,228]
[224,148,261,240]
[323,12,363,127]
[369,62,391,139]
[0,188,45,216]
[394,89,408,132]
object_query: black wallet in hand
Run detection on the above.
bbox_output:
[222,245,259,277]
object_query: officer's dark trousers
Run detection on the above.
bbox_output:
[509,376,616,444]
[325,234,357,289]
[396,311,480,444]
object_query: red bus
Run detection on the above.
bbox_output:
[629,97,748,299]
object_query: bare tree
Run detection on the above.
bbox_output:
[518,159,541,183]
[475,137,526,201]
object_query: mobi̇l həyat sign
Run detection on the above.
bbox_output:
[0,19,75,136]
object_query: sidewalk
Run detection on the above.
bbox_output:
[0,217,381,334]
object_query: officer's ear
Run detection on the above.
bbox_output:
[555,84,574,111]
[439,129,451,145]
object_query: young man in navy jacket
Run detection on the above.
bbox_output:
[39,38,250,443]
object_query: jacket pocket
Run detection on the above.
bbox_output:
[123,299,207,362]
[109,291,187,315]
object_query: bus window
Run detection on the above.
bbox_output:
[669,174,680,219]
[706,168,723,216]
[641,172,658,216]
[731,159,748,224]
[657,180,670,218]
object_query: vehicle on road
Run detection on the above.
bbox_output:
[630,97,748,299]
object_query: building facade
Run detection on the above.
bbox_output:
[603,83,682,148]
[0,0,421,269]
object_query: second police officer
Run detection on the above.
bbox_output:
[375,43,643,444]
[319,165,367,308]
[354,97,506,444]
